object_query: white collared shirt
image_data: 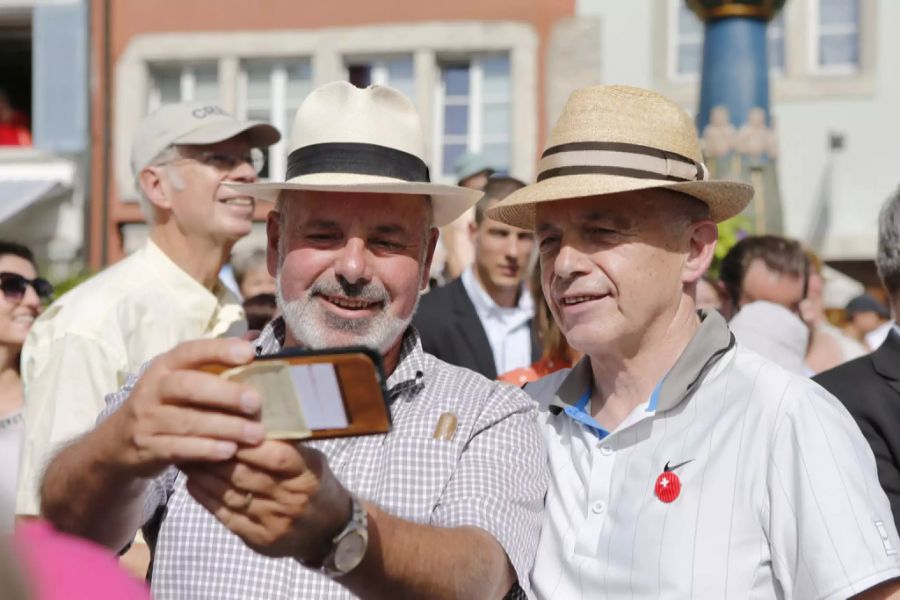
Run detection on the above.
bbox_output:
[867,320,895,351]
[16,240,246,516]
[460,266,534,375]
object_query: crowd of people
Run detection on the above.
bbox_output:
[1,78,900,599]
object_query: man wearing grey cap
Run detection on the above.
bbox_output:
[17,103,280,537]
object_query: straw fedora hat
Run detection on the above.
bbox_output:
[227,81,482,227]
[486,85,754,229]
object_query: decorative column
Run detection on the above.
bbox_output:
[689,0,787,234]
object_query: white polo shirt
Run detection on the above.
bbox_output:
[526,311,900,599]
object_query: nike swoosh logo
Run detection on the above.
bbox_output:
[664,459,695,472]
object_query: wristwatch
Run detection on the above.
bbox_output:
[319,494,369,578]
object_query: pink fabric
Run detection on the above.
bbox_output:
[13,520,150,600]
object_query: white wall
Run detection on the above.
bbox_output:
[575,0,655,89]
[775,0,900,259]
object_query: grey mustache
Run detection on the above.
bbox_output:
[310,279,389,304]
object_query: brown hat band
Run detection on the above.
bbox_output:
[537,141,708,184]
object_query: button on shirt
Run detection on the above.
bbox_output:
[460,267,534,375]
[526,310,900,599]
[98,318,547,599]
[17,240,246,516]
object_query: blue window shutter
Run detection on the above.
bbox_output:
[32,0,88,153]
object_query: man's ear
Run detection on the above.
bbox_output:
[266,211,281,277]
[420,227,440,291]
[138,166,172,212]
[468,219,479,241]
[682,220,718,284]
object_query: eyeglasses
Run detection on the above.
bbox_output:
[174,147,267,175]
[0,272,54,303]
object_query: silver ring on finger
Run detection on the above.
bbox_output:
[241,491,253,510]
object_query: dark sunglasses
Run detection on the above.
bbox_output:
[0,272,54,303]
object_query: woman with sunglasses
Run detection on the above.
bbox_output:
[0,241,51,535]
[0,241,148,597]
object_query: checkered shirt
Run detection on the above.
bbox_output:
[100,318,547,599]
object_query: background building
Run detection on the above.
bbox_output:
[86,0,596,266]
[578,0,898,292]
[1,0,894,298]
[0,0,88,281]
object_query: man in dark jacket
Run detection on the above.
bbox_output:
[815,187,900,528]
[414,177,539,379]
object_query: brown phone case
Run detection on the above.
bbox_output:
[202,348,391,440]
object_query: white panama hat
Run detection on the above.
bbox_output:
[227,81,482,228]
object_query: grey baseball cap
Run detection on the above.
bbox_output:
[130,102,281,177]
[453,152,495,184]
[846,293,890,319]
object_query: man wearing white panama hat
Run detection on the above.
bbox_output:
[39,81,546,599]
[487,85,900,599]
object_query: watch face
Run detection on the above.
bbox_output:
[334,530,367,573]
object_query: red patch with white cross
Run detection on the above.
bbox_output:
[655,472,681,503]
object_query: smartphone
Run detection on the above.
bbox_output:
[205,346,390,440]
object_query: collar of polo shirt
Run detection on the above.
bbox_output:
[548,310,735,416]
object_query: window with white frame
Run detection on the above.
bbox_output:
[120,24,537,209]
[669,1,786,80]
[672,3,704,80]
[768,11,786,74]
[236,58,313,181]
[346,56,415,102]
[147,62,219,112]
[813,0,860,72]
[434,53,511,182]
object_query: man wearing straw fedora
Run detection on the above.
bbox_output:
[487,85,900,599]
[40,82,547,599]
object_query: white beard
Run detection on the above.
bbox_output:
[275,271,419,354]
